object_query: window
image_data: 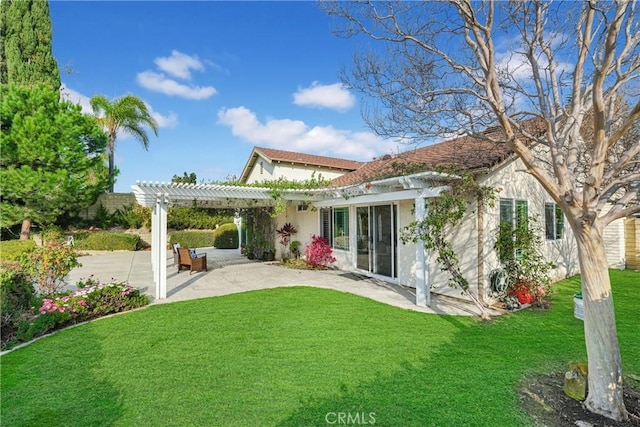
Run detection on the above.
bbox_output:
[498,198,529,261]
[545,202,565,240]
[259,161,263,175]
[333,207,350,250]
[320,208,332,245]
[319,207,350,250]
[500,198,528,229]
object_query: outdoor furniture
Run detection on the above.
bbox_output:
[177,247,208,274]
[172,243,181,265]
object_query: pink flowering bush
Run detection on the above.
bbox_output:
[305,235,336,269]
[11,278,149,347]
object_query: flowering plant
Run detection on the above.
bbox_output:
[305,235,336,268]
[20,242,80,295]
[13,278,149,346]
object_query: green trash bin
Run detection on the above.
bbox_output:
[574,292,584,320]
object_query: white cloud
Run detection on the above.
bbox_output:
[293,81,356,111]
[217,106,392,161]
[146,103,178,128]
[137,70,217,100]
[154,50,204,80]
[61,84,178,130]
[60,84,92,114]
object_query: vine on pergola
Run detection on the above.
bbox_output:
[401,174,496,319]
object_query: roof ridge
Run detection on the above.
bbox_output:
[254,146,364,164]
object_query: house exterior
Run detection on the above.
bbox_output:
[133,131,634,304]
[239,146,363,184]
[267,128,631,304]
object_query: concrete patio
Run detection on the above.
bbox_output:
[65,248,494,316]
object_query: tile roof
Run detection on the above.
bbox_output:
[255,147,363,171]
[330,121,543,187]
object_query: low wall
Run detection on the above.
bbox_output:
[79,193,137,219]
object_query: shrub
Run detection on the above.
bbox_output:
[20,243,81,295]
[0,239,36,262]
[91,203,113,229]
[12,278,149,347]
[214,223,239,249]
[168,207,234,230]
[494,220,555,307]
[290,240,301,259]
[112,204,150,230]
[169,230,216,248]
[305,235,336,268]
[41,225,65,244]
[74,232,141,251]
[276,223,298,258]
[0,267,35,345]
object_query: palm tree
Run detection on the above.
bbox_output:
[90,94,159,192]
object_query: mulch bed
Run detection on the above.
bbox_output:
[520,372,640,426]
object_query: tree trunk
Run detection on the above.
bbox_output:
[20,218,31,240]
[108,150,115,193]
[574,221,628,421]
[108,135,115,193]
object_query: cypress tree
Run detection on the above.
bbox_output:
[0,0,60,89]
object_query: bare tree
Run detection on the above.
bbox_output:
[323,0,639,421]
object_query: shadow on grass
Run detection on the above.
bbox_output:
[275,285,595,426]
[1,326,125,426]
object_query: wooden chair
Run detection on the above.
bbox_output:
[172,243,181,265]
[177,247,208,274]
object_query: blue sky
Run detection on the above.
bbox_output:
[50,1,399,192]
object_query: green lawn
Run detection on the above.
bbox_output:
[1,270,638,426]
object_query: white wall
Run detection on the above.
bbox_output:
[397,199,417,288]
[245,157,348,184]
[479,157,581,301]
[274,204,318,259]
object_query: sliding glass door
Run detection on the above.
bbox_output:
[355,205,397,278]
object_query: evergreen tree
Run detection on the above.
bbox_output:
[0,85,111,235]
[0,0,60,89]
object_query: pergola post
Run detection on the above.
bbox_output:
[415,197,430,307]
[234,214,242,255]
[152,193,168,300]
[158,193,168,299]
[152,197,159,296]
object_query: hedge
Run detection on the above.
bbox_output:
[0,240,36,261]
[167,207,234,230]
[214,223,239,249]
[0,267,35,347]
[169,230,216,248]
[74,232,141,251]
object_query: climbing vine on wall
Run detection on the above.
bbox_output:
[401,174,496,319]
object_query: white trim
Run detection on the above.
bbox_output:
[313,186,449,208]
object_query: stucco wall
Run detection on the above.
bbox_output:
[274,203,319,259]
[478,157,581,300]
[245,158,348,184]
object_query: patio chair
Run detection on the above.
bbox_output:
[177,247,208,274]
[172,243,181,265]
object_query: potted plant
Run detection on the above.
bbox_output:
[262,242,276,261]
[290,240,301,259]
[246,243,256,260]
[276,222,298,260]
